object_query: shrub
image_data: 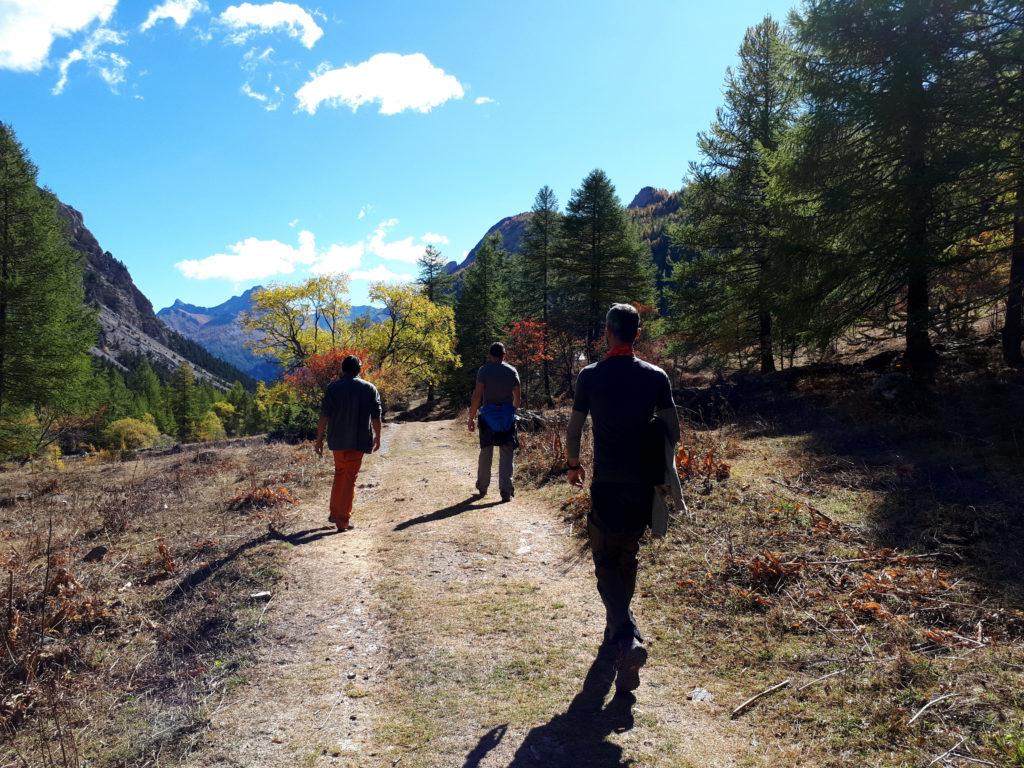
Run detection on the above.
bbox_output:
[104,417,159,450]
[194,411,226,442]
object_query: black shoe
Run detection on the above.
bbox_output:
[615,638,648,693]
[500,492,511,503]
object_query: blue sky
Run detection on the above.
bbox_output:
[1,0,795,310]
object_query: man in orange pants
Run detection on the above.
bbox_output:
[314,355,382,531]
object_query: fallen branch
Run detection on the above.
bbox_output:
[908,693,958,726]
[797,668,847,691]
[949,753,997,766]
[730,679,791,719]
[792,552,942,567]
[927,735,966,766]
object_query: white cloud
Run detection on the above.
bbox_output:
[295,52,464,116]
[357,205,369,220]
[312,242,365,275]
[421,232,449,245]
[53,26,128,95]
[220,2,322,49]
[365,219,437,264]
[0,0,117,72]
[176,229,317,281]
[140,0,203,32]
[474,96,495,105]
[177,220,447,282]
[350,265,413,283]
[241,80,283,110]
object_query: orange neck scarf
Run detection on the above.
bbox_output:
[605,343,635,359]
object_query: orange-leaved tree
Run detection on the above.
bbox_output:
[503,320,552,408]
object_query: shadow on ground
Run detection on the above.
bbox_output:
[394,496,503,531]
[715,353,1024,600]
[462,648,634,768]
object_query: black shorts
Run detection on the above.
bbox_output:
[590,482,654,534]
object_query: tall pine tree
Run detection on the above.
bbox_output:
[0,123,96,456]
[519,185,562,400]
[454,233,510,391]
[556,169,656,360]
[670,17,800,373]
[416,245,455,306]
[794,0,985,379]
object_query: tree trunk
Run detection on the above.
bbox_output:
[759,309,775,373]
[905,259,935,379]
[427,382,436,404]
[902,47,935,383]
[1002,160,1024,366]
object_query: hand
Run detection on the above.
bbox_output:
[467,417,476,433]
[568,464,585,488]
[372,435,381,453]
[314,441,324,458]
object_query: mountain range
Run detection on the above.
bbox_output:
[60,185,680,387]
[156,291,388,381]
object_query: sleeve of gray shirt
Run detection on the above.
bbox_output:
[369,383,382,420]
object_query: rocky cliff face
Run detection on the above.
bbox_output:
[454,186,683,276]
[451,212,532,272]
[58,202,247,388]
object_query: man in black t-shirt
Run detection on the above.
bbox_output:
[566,303,679,697]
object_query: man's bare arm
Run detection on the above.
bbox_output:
[512,383,522,409]
[565,410,587,487]
[371,417,382,452]
[467,382,484,431]
[315,415,329,457]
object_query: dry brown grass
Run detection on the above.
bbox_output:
[514,345,1024,767]
[0,439,329,767]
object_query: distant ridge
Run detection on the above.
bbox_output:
[158,290,389,381]
[453,186,684,276]
[58,202,253,389]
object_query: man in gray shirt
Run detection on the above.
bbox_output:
[315,355,382,531]
[468,342,521,502]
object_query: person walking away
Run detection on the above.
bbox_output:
[468,342,521,502]
[315,355,382,531]
[565,303,680,697]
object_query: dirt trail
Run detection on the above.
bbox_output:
[183,420,763,768]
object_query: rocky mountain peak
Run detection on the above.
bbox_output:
[627,186,672,210]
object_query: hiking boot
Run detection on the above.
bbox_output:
[500,492,511,503]
[615,637,648,693]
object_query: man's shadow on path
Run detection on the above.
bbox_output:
[462,647,635,768]
[394,496,502,531]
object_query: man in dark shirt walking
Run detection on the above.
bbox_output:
[315,355,382,532]
[468,342,521,502]
[565,303,680,696]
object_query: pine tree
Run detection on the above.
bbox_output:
[416,245,455,306]
[171,362,200,441]
[556,169,656,361]
[670,17,800,373]
[965,2,1024,364]
[454,233,510,392]
[127,357,175,434]
[520,186,562,400]
[793,0,986,379]
[0,123,96,456]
